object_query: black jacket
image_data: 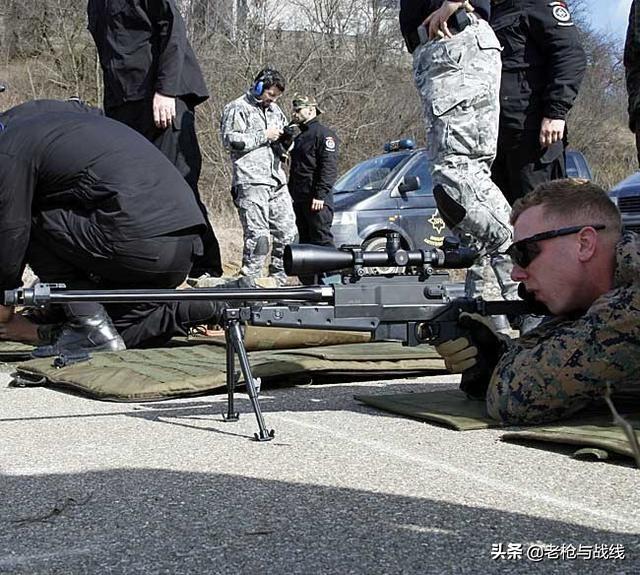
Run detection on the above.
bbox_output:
[87,0,209,109]
[399,0,491,44]
[490,0,586,131]
[289,118,339,205]
[0,99,103,126]
[0,111,205,291]
[625,0,640,131]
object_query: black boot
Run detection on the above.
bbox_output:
[32,310,126,358]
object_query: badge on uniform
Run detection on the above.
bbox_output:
[548,1,574,27]
[325,136,336,151]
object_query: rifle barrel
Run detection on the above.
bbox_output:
[4,286,333,306]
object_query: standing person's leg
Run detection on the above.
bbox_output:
[234,185,272,280]
[492,129,524,205]
[499,129,567,205]
[307,204,335,248]
[268,184,298,285]
[413,19,518,300]
[107,99,222,277]
[292,200,310,244]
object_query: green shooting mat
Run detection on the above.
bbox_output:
[501,417,640,462]
[355,389,496,431]
[11,341,444,402]
[0,341,34,362]
[355,389,640,464]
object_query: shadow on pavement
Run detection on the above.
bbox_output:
[0,469,636,574]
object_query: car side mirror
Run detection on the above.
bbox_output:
[398,175,420,194]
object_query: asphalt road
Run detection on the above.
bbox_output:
[1,363,638,574]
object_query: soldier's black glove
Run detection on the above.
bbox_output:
[435,312,508,400]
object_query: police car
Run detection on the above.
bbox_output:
[609,172,640,234]
[332,139,594,253]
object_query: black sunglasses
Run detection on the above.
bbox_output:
[504,224,606,268]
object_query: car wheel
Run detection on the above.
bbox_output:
[362,236,406,275]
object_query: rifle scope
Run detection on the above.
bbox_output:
[284,239,477,276]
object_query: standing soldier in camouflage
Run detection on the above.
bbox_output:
[626,0,640,167]
[490,0,586,205]
[220,68,297,285]
[436,180,640,425]
[399,0,518,302]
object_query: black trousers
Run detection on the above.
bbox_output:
[27,224,220,349]
[491,128,567,206]
[106,97,222,277]
[292,200,334,284]
[292,200,335,247]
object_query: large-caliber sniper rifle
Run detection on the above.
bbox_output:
[4,235,533,441]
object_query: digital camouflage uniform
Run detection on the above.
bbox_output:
[220,91,297,284]
[487,232,640,425]
[625,0,640,166]
[412,14,518,300]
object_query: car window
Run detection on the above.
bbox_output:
[334,153,408,193]
[565,153,578,178]
[402,157,433,195]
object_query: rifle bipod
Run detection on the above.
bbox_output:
[221,308,275,441]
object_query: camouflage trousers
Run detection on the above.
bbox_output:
[233,183,297,285]
[413,18,518,300]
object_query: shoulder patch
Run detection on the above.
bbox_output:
[324,136,336,151]
[548,2,574,27]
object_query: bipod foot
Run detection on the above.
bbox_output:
[254,429,275,442]
[221,410,240,422]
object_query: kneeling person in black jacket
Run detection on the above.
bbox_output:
[0,107,230,356]
[289,95,339,253]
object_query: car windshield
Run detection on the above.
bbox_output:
[334,152,408,193]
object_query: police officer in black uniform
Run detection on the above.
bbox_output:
[490,0,586,205]
[289,95,339,251]
[87,0,222,278]
[0,109,230,356]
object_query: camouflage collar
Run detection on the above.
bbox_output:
[614,231,640,287]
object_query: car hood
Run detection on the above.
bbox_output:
[334,189,384,211]
[610,172,640,197]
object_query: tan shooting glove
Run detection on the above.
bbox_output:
[436,312,508,399]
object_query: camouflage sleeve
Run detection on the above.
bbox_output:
[625,0,640,132]
[486,288,640,425]
[219,102,268,153]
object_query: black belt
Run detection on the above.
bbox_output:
[404,11,476,54]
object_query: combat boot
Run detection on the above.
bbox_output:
[32,309,126,358]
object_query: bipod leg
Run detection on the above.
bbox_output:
[227,313,274,442]
[221,318,239,422]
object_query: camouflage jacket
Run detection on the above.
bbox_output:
[487,232,640,425]
[625,0,640,131]
[220,91,288,187]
